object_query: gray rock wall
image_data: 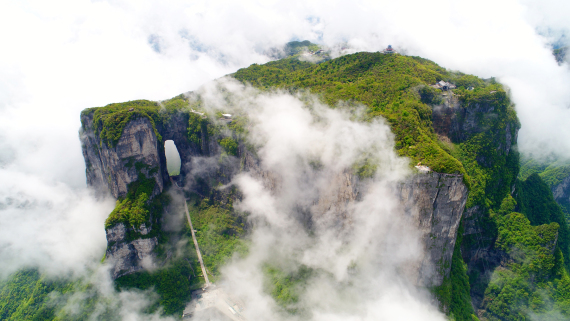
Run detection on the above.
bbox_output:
[552,175,570,212]
[105,223,158,279]
[397,172,468,286]
[81,114,164,199]
[82,112,468,285]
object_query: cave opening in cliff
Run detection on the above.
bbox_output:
[164,140,181,176]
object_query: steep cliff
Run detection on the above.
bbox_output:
[81,110,166,199]
[105,223,158,279]
[427,81,570,320]
[553,174,570,213]
[81,98,469,286]
[398,172,468,286]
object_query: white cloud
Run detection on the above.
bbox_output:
[1,0,570,318]
[190,80,438,320]
[0,168,114,278]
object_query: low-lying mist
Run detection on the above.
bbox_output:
[187,79,445,320]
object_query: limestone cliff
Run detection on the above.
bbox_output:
[431,88,521,311]
[398,172,468,286]
[105,223,158,279]
[552,175,570,213]
[80,115,166,199]
[81,106,468,285]
[242,156,468,287]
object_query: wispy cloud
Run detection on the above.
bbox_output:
[1,0,570,319]
[186,79,442,320]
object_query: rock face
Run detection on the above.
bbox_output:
[81,111,201,279]
[431,89,522,311]
[82,110,468,284]
[397,172,468,286]
[105,223,158,279]
[81,116,165,199]
[552,175,570,213]
[432,94,517,151]
[80,111,208,199]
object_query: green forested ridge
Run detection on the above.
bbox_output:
[283,40,321,56]
[0,269,119,321]
[233,52,489,175]
[520,157,570,187]
[480,195,570,320]
[520,157,570,216]
[0,269,66,321]
[514,173,570,267]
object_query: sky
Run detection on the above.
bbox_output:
[1,0,570,318]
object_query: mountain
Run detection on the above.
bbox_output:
[3,51,570,321]
[554,46,568,64]
[520,157,570,216]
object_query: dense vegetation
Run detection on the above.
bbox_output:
[188,198,247,280]
[0,270,68,321]
[434,221,478,321]
[515,173,570,267]
[81,100,162,148]
[283,40,321,56]
[441,90,570,320]
[114,258,198,315]
[81,95,190,149]
[104,173,160,230]
[263,265,312,315]
[477,195,570,320]
[0,269,121,320]
[520,157,570,215]
[233,52,470,174]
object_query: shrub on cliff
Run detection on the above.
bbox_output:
[105,193,149,229]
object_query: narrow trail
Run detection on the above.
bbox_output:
[183,197,210,286]
[172,178,246,320]
[171,178,210,286]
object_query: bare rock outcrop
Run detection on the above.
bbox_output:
[105,223,158,279]
[552,174,570,212]
[397,172,468,286]
[81,115,165,199]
